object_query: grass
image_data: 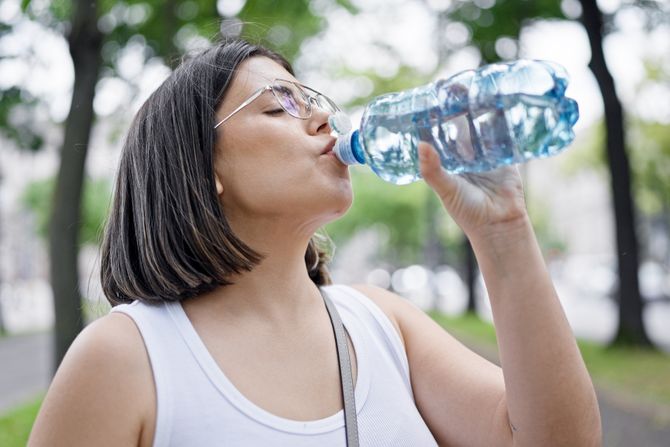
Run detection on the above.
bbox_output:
[0,394,43,447]
[429,311,670,408]
[430,311,499,346]
[576,340,670,406]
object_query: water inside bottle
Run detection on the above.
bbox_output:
[360,91,577,185]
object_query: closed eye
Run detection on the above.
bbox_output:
[265,109,285,115]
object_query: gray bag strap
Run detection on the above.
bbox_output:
[320,288,359,447]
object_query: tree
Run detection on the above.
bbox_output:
[629,119,670,266]
[578,0,652,346]
[48,0,104,370]
[326,169,432,265]
[1,0,345,372]
[440,0,667,347]
[435,0,567,316]
[628,56,670,266]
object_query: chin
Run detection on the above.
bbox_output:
[312,183,353,226]
[332,179,354,211]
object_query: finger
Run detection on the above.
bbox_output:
[418,142,459,202]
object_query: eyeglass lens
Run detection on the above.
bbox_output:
[272,81,309,118]
[271,80,338,119]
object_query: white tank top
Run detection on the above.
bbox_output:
[111,284,438,446]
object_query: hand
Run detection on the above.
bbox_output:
[418,142,528,239]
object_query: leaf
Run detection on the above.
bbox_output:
[446,0,566,63]
[0,87,44,152]
[21,176,112,246]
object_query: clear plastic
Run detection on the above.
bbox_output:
[334,60,579,185]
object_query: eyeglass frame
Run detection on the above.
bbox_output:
[213,78,340,129]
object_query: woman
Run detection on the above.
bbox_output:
[29,39,601,446]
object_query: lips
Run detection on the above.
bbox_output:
[321,139,336,155]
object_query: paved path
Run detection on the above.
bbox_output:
[598,387,670,447]
[0,332,52,414]
[453,334,670,446]
[1,331,670,446]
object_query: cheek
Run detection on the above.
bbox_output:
[216,147,309,214]
[215,127,352,217]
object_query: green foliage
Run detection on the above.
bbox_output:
[326,169,465,266]
[429,310,499,345]
[2,0,331,152]
[0,394,43,447]
[238,0,322,63]
[430,311,670,406]
[326,168,431,265]
[560,118,670,218]
[13,0,336,76]
[99,0,222,68]
[340,65,437,109]
[559,121,608,176]
[446,0,566,63]
[47,0,72,22]
[642,58,668,83]
[0,20,14,37]
[526,193,568,256]
[446,0,667,64]
[628,120,670,216]
[577,340,670,406]
[330,67,444,266]
[0,88,43,151]
[324,167,567,268]
[21,177,112,246]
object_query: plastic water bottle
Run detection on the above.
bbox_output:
[331,60,579,185]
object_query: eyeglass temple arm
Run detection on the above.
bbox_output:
[213,85,272,129]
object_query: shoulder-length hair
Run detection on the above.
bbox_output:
[100,38,331,306]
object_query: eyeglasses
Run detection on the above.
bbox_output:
[214,78,340,129]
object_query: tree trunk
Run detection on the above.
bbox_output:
[578,0,652,347]
[464,238,477,314]
[49,0,103,372]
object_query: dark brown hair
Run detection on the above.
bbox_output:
[100,38,331,306]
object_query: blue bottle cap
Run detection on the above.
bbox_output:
[334,130,365,165]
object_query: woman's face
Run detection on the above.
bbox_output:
[213,56,352,233]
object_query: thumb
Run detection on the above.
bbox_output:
[418,142,459,203]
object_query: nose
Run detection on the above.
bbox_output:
[308,103,333,135]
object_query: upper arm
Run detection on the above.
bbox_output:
[28,312,155,447]
[351,284,513,447]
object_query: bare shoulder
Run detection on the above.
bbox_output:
[349,284,425,348]
[72,311,148,362]
[29,312,155,447]
[60,311,151,381]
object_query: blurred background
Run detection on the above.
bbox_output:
[0,0,669,445]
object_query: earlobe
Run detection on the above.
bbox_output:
[215,175,224,195]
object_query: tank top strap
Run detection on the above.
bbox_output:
[111,301,175,446]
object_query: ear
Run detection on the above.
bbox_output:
[214,174,224,196]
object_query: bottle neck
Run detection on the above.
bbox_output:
[334,130,365,165]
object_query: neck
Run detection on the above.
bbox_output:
[189,220,327,326]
